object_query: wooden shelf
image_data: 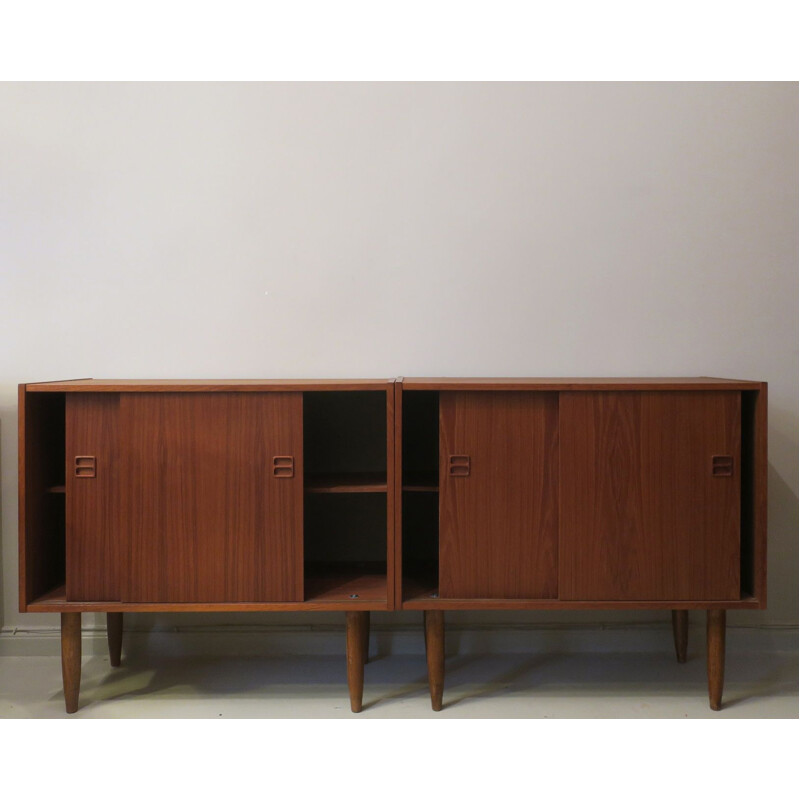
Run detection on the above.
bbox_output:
[46,485,66,494]
[28,575,390,612]
[305,472,387,493]
[402,472,438,492]
[399,578,762,610]
[305,563,387,603]
[402,568,439,605]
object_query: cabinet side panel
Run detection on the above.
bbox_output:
[439,392,559,599]
[560,392,741,601]
[122,393,303,602]
[749,384,768,604]
[66,394,120,600]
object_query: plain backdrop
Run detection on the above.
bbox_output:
[0,82,796,643]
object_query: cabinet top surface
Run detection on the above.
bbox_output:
[24,379,394,392]
[22,377,765,392]
[401,377,764,390]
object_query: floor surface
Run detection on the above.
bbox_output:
[1,648,797,718]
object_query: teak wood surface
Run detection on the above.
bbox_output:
[121,392,304,603]
[26,379,393,391]
[402,377,761,391]
[66,394,120,601]
[439,391,559,599]
[559,391,741,601]
[19,378,766,615]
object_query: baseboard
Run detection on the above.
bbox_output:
[0,622,796,658]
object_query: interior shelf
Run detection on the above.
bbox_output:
[28,575,389,609]
[402,561,439,604]
[28,584,68,608]
[46,485,66,494]
[304,562,387,603]
[305,472,387,493]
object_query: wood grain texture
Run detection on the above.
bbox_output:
[122,393,303,602]
[61,612,81,714]
[28,379,392,392]
[400,596,760,610]
[362,611,371,664]
[559,391,741,601]
[304,472,388,493]
[672,610,688,663]
[28,581,758,612]
[439,392,558,599]
[403,377,761,391]
[424,610,445,711]
[304,564,387,604]
[707,609,726,710]
[346,611,368,712]
[19,387,66,610]
[66,394,120,601]
[28,583,390,612]
[107,612,123,667]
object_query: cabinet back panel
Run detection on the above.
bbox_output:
[439,392,559,599]
[559,391,741,600]
[304,493,387,563]
[121,393,303,602]
[66,394,120,601]
[303,391,386,476]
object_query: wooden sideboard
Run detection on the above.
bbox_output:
[19,377,767,713]
[19,379,395,713]
[395,378,767,712]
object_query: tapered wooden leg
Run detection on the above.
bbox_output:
[361,611,370,664]
[346,611,367,713]
[672,610,688,663]
[707,610,726,711]
[107,612,123,667]
[61,613,81,714]
[424,610,444,711]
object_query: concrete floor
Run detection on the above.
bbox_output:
[1,648,796,718]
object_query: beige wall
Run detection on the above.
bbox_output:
[0,82,796,639]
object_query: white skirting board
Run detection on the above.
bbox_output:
[0,622,796,658]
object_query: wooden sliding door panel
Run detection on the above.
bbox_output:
[559,391,741,601]
[439,392,558,599]
[66,394,120,601]
[121,393,303,602]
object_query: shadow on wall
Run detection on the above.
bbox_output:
[763,462,799,619]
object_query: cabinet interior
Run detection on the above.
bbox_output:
[740,389,758,599]
[401,390,439,601]
[22,392,66,604]
[303,391,389,601]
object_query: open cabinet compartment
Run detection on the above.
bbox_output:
[400,390,439,602]
[303,390,390,603]
[20,390,66,608]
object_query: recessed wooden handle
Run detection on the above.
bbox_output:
[448,455,470,477]
[272,456,294,478]
[74,456,96,478]
[711,455,733,477]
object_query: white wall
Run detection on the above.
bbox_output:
[1,82,796,640]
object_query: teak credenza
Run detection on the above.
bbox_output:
[18,378,767,713]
